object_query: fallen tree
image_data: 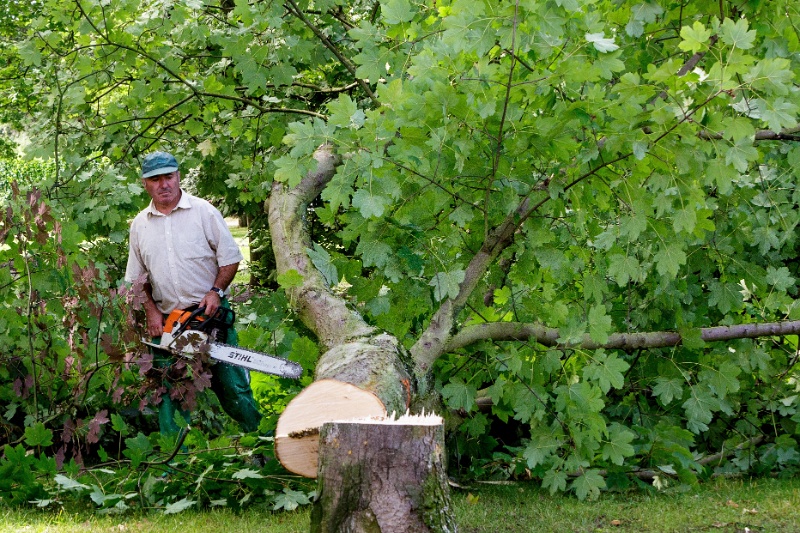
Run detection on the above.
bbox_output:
[270,145,800,483]
[20,0,800,515]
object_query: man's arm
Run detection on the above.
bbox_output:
[198,262,239,317]
[142,282,165,337]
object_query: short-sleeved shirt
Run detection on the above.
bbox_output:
[125,190,243,314]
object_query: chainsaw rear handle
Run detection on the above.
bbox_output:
[170,306,208,338]
[166,305,236,338]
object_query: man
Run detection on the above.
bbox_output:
[125,151,262,435]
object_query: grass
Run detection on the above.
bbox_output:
[453,477,800,532]
[3,477,799,532]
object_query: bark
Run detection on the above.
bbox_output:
[311,414,456,533]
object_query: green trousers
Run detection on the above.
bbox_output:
[154,302,262,436]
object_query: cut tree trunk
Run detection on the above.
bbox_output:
[310,413,457,533]
[275,379,388,478]
[275,334,414,477]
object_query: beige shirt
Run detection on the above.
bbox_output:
[125,190,243,314]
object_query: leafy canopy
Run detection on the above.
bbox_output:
[6,0,800,502]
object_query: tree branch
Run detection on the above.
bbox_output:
[699,126,800,142]
[446,319,800,352]
[283,0,379,107]
[267,144,375,351]
[410,194,541,373]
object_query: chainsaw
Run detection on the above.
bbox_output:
[141,306,303,379]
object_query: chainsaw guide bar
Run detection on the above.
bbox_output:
[141,306,303,379]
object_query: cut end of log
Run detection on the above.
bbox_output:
[275,379,387,478]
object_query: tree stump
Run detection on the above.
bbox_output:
[310,413,457,533]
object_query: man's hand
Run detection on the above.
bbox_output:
[145,304,164,337]
[199,290,222,319]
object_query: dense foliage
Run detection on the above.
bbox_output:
[2,0,800,510]
[0,158,317,510]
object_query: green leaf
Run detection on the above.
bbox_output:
[290,336,320,371]
[441,0,490,55]
[441,378,477,412]
[277,269,304,289]
[284,120,322,158]
[761,98,798,134]
[682,389,719,433]
[608,254,640,287]
[699,361,741,399]
[585,32,618,53]
[708,280,743,314]
[724,138,760,172]
[323,157,360,213]
[327,94,365,130]
[523,432,561,469]
[587,305,612,345]
[381,0,415,24]
[356,239,392,269]
[461,413,489,438]
[164,498,196,514]
[352,189,388,219]
[583,352,629,393]
[54,474,89,492]
[510,382,539,423]
[429,269,465,302]
[744,58,794,96]
[272,488,311,511]
[571,469,606,500]
[766,266,795,292]
[653,377,683,405]
[672,207,697,234]
[270,63,298,88]
[679,22,712,53]
[273,155,308,188]
[122,433,153,468]
[232,468,264,480]
[24,422,53,447]
[626,2,664,37]
[306,243,338,286]
[654,244,686,278]
[719,18,756,50]
[353,42,393,82]
[558,382,605,413]
[602,424,636,466]
[110,414,129,435]
[542,468,568,495]
[720,116,756,143]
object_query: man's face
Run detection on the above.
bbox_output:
[142,171,181,212]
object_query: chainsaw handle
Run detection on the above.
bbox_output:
[171,306,208,338]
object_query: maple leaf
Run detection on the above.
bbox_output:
[86,409,110,445]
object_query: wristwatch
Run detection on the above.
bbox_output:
[210,287,225,298]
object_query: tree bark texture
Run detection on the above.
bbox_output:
[311,417,457,533]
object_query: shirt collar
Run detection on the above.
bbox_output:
[146,189,191,216]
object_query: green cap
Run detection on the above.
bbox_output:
[141,151,179,178]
